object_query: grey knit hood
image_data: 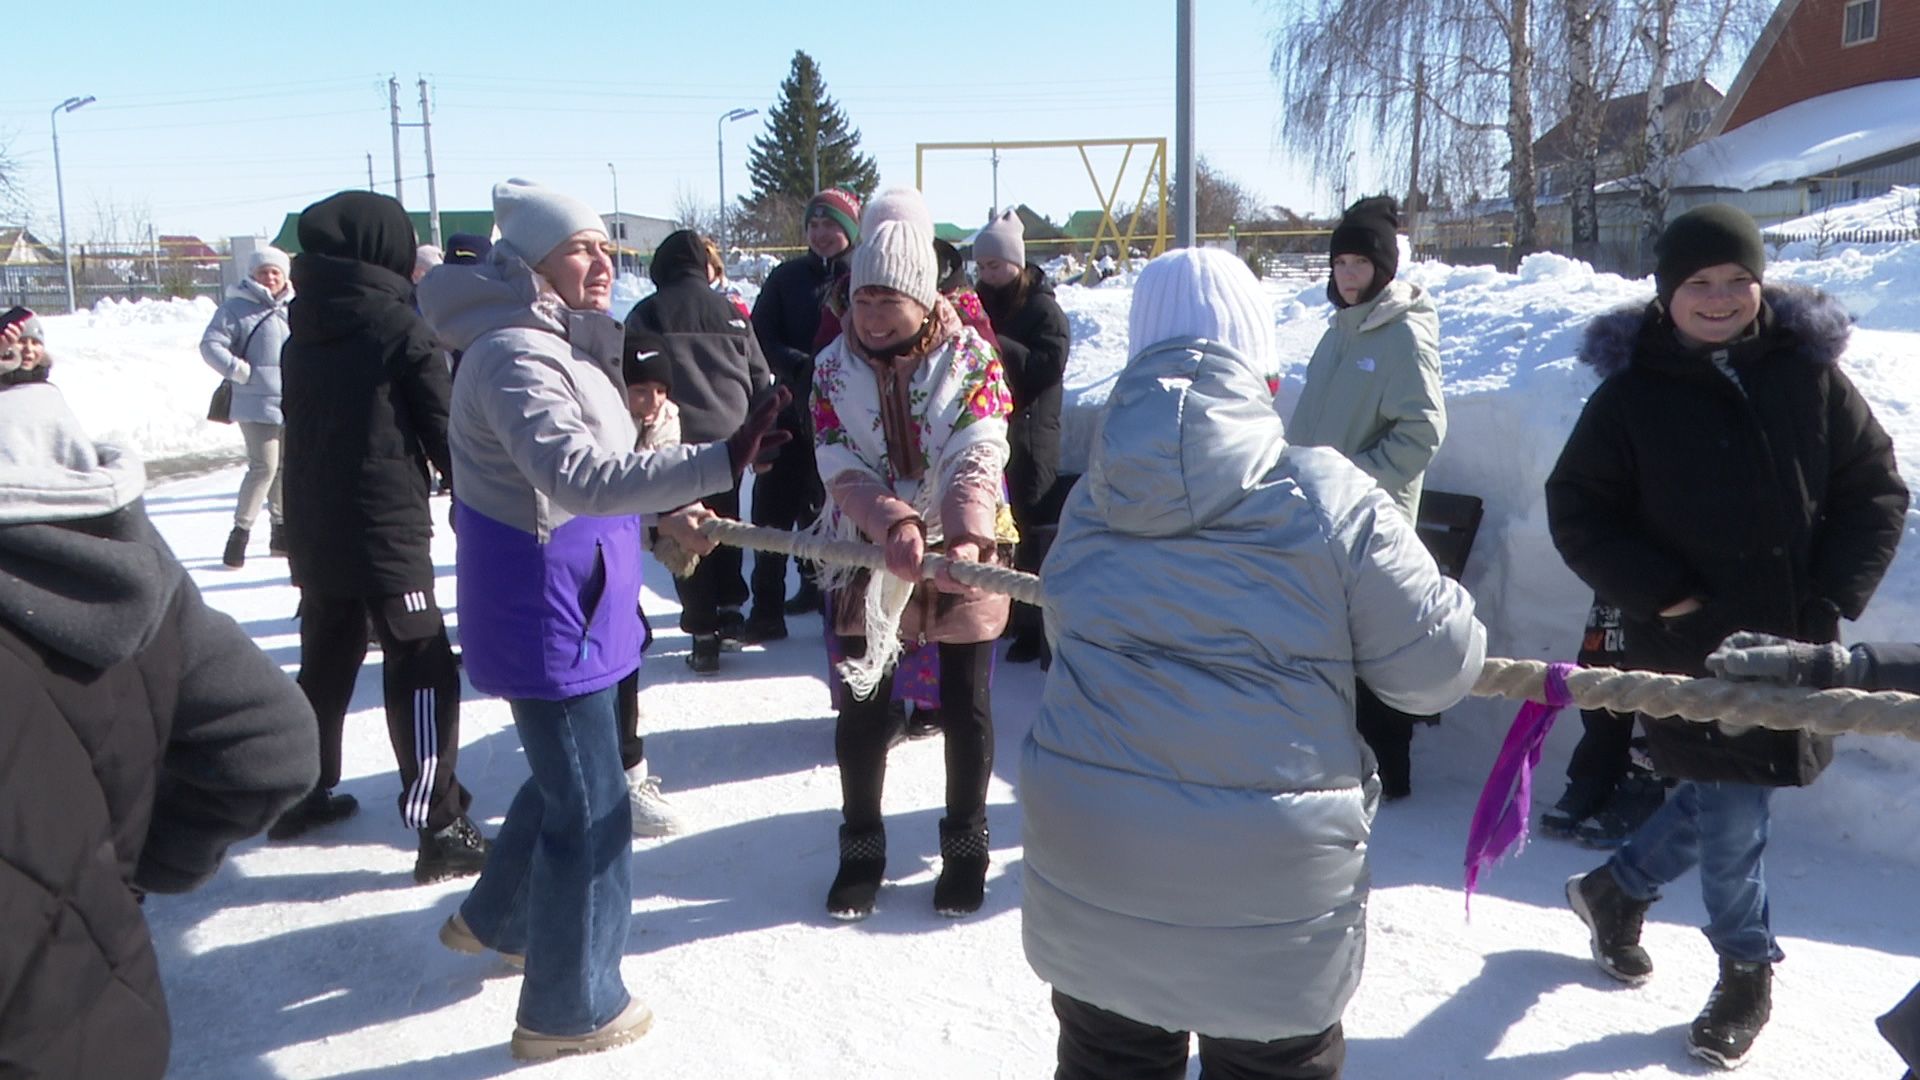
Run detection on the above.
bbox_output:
[0,383,175,669]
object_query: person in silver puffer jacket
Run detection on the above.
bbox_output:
[1021,247,1486,1079]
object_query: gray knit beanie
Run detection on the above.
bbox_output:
[973,209,1025,266]
[492,178,605,266]
[16,313,45,343]
[246,247,291,277]
[851,219,939,311]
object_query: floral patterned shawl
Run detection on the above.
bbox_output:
[810,297,1012,696]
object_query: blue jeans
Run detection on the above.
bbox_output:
[1607,779,1784,964]
[459,686,633,1035]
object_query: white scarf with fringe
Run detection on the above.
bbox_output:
[808,307,1011,699]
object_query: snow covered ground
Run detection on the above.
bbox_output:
[34,237,1920,1076]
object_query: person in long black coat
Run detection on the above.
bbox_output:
[625,229,772,669]
[279,191,487,881]
[1546,205,1906,1069]
[0,380,317,1079]
[974,210,1071,665]
[747,189,860,631]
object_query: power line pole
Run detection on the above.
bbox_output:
[991,144,1001,217]
[1173,0,1196,248]
[367,152,376,191]
[388,76,405,204]
[418,78,441,246]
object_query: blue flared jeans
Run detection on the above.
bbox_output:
[459,685,634,1035]
[1607,779,1785,964]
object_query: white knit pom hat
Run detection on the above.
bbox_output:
[1128,247,1275,370]
[858,187,935,241]
[851,219,938,311]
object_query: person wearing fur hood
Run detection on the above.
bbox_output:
[1546,204,1906,1069]
[808,193,1014,923]
[1287,196,1447,801]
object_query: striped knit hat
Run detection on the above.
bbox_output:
[808,189,862,245]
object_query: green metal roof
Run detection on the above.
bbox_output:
[271,209,495,253]
[1061,210,1107,239]
[933,222,972,243]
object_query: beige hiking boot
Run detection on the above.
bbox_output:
[509,998,654,1061]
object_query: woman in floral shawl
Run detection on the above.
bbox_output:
[809,204,1013,922]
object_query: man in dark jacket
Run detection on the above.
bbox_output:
[626,228,773,671]
[747,189,859,632]
[973,209,1072,666]
[279,190,487,882]
[1546,205,1907,1069]
[0,379,317,1079]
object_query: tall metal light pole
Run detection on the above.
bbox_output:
[608,162,621,274]
[51,95,96,313]
[716,107,758,249]
[1173,0,1196,249]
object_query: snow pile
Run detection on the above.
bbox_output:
[1771,186,1920,241]
[39,295,242,467]
[1671,78,1920,191]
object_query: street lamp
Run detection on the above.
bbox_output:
[608,162,621,274]
[51,94,95,314]
[716,107,758,249]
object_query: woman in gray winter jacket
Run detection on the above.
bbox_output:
[200,246,294,567]
[1022,247,1485,1079]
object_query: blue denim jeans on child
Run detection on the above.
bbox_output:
[1606,779,1785,964]
[458,685,633,1035]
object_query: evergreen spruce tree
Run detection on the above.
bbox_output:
[738,51,879,245]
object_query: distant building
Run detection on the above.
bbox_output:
[603,212,678,273]
[1533,80,1723,201]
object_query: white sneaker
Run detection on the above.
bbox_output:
[626,767,683,838]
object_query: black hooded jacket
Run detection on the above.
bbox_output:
[625,230,771,443]
[0,387,317,1076]
[280,192,452,596]
[977,263,1072,515]
[1545,284,1907,785]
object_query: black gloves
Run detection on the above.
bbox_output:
[1705,631,1862,689]
[726,385,793,475]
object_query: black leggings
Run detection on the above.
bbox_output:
[835,637,994,834]
[1052,991,1344,1080]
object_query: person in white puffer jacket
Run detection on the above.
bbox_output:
[200,246,294,568]
[1021,246,1485,1080]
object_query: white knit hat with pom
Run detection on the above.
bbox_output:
[851,219,938,311]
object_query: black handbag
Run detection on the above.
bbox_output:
[207,311,271,425]
[207,380,234,423]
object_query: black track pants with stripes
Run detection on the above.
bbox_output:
[295,589,471,831]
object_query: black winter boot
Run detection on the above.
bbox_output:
[268,522,289,557]
[784,579,822,615]
[933,822,990,917]
[222,527,249,569]
[415,815,490,884]
[1576,767,1670,849]
[1567,865,1655,984]
[686,634,721,675]
[267,786,359,841]
[1541,775,1613,839]
[1688,958,1772,1069]
[826,825,886,921]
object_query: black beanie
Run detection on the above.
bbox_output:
[1327,196,1401,306]
[622,328,673,392]
[1655,204,1765,309]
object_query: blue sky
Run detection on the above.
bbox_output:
[2,1,1330,245]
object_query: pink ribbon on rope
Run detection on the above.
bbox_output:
[1462,661,1578,914]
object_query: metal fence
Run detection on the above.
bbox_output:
[2,250,229,314]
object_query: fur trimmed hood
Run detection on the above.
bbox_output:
[1577,283,1852,379]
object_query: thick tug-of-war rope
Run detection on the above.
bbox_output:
[690,518,1920,742]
